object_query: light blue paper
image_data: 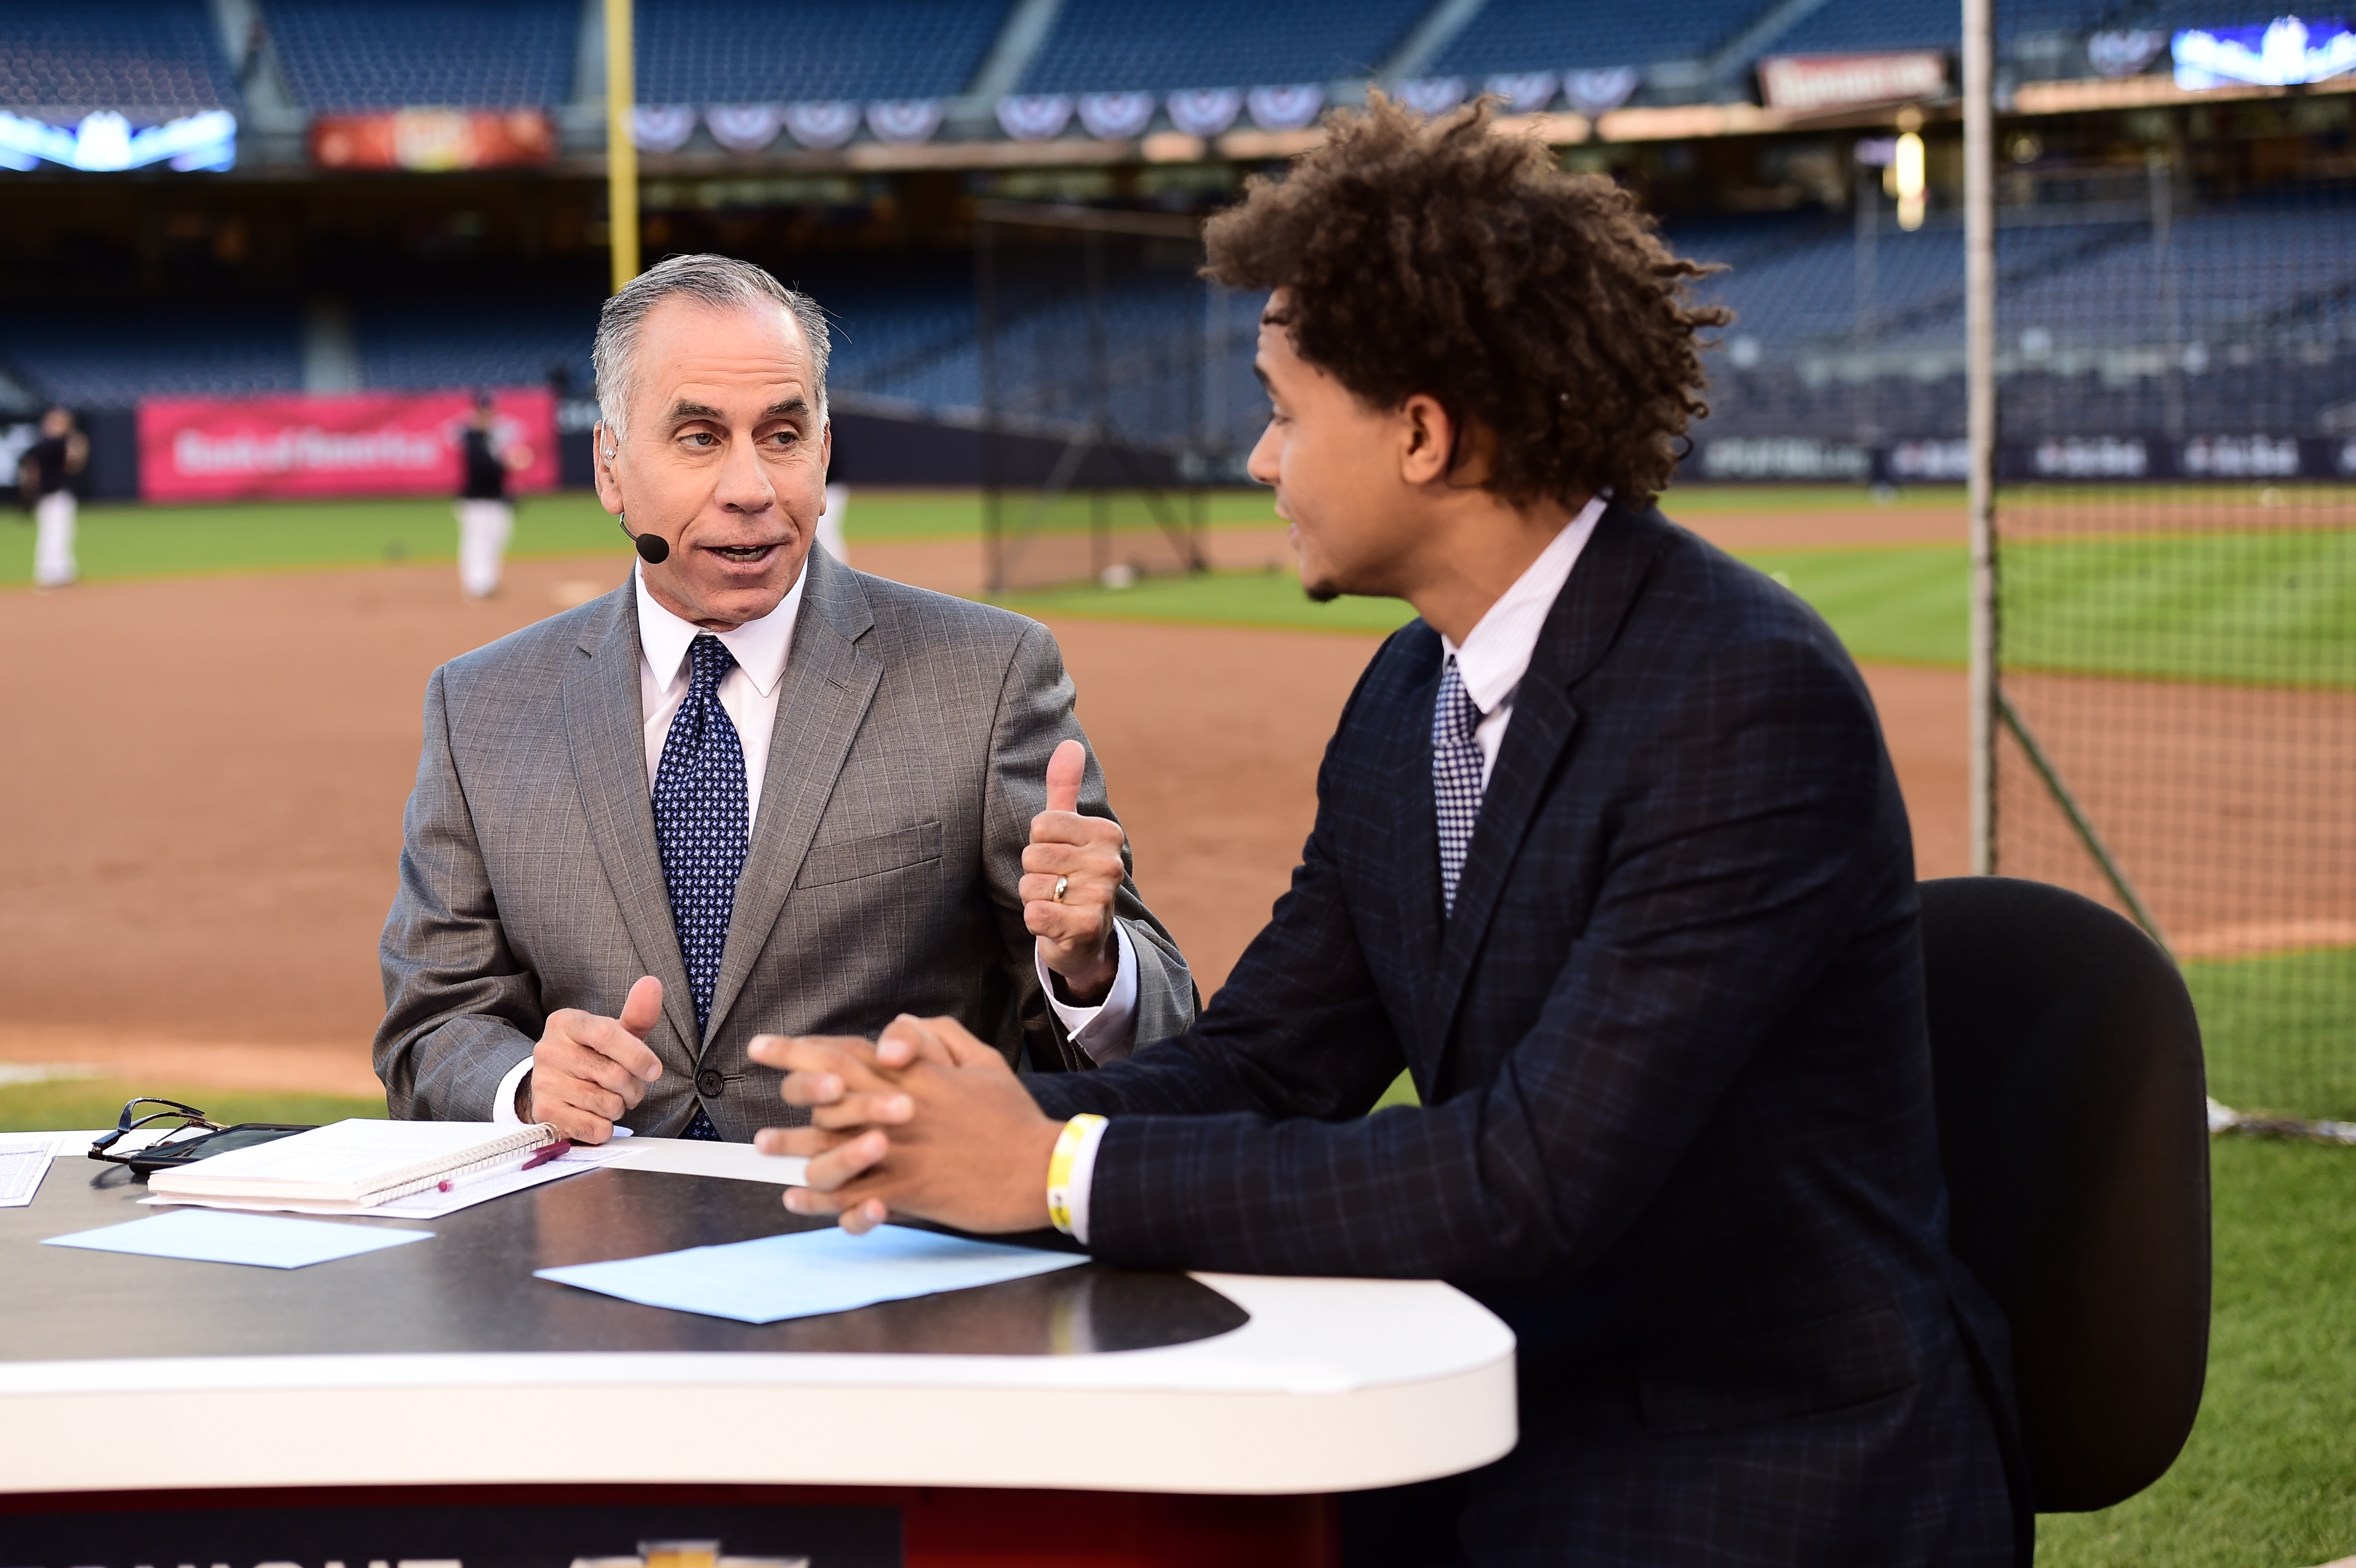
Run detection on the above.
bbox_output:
[42,1209,434,1269]
[535,1223,1088,1324]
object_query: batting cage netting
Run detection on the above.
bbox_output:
[1987,154,2356,1122]
[974,202,1258,594]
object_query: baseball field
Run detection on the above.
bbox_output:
[0,483,2351,1567]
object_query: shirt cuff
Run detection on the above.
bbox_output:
[1061,1113,1112,1248]
[491,1055,534,1126]
[1036,922,1140,1065]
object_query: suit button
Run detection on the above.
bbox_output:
[696,1068,725,1098]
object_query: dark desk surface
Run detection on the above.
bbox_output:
[0,1140,1518,1499]
[2,1153,1245,1360]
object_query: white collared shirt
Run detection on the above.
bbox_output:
[494,562,1137,1123]
[1438,492,1607,787]
[1055,494,1608,1242]
[633,560,803,828]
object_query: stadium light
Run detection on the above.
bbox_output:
[1893,131,1927,231]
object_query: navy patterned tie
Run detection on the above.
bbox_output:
[1432,655,1485,916]
[652,633,747,1141]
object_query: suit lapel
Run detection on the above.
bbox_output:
[703,549,884,1045]
[1425,503,1678,1069]
[561,580,702,1053]
[1385,633,1448,1046]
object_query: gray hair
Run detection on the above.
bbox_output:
[591,253,831,439]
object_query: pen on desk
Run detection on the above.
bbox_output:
[521,1139,573,1171]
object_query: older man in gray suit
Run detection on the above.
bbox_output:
[374,254,1195,1143]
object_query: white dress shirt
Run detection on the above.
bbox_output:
[1056,495,1607,1241]
[496,563,1138,1123]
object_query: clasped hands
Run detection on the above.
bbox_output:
[520,737,1123,1145]
[750,1014,1062,1235]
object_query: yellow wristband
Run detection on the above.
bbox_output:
[1046,1113,1107,1236]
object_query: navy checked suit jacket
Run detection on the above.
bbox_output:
[1029,502,2017,1565]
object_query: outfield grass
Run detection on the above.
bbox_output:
[1003,545,1975,665]
[0,1076,386,1135]
[2005,529,2356,688]
[2039,1137,2356,1568]
[0,488,1285,586]
[2188,947,2356,1123]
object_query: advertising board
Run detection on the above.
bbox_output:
[137,390,557,502]
[311,109,555,170]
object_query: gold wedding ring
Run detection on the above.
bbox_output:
[1053,874,1069,903]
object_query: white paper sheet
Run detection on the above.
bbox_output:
[144,1141,632,1218]
[535,1223,1088,1324]
[0,1133,60,1208]
[601,1137,807,1186]
[41,1209,434,1269]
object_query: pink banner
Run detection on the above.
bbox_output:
[138,390,559,502]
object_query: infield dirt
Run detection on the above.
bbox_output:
[0,512,1965,1093]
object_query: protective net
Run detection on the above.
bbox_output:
[1991,159,2356,1120]
[974,205,1233,593]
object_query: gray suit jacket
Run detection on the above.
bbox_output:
[374,547,1196,1138]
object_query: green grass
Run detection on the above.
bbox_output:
[856,488,1281,542]
[0,492,633,586]
[2187,948,2356,1123]
[1002,566,1421,636]
[0,1076,386,1134]
[1746,544,1970,665]
[2039,1137,2356,1568]
[2004,530,2356,689]
[999,545,1974,664]
[1379,1068,2356,1568]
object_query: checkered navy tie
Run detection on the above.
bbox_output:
[653,633,747,1142]
[1432,655,1485,916]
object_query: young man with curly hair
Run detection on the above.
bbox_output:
[753,98,2021,1565]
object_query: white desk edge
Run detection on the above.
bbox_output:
[1,1137,1519,1497]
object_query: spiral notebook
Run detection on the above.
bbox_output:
[144,1118,566,1212]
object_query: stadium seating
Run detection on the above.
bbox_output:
[1017,0,1432,94]
[261,0,578,111]
[0,0,236,117]
[351,296,599,393]
[0,307,305,404]
[1429,0,1765,76]
[636,0,1010,104]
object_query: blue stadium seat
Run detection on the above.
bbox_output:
[352,296,600,392]
[1761,0,1963,57]
[1018,0,1432,93]
[1430,0,1767,75]
[636,0,1010,103]
[0,0,236,116]
[0,307,304,405]
[261,0,576,111]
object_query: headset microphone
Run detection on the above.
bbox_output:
[604,442,670,563]
[613,503,669,564]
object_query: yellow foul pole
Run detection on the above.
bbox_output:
[604,0,639,291]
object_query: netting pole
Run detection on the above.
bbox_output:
[1963,0,1997,875]
[602,0,638,292]
[978,212,1002,594]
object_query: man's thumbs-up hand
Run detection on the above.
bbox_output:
[1023,738,1127,1004]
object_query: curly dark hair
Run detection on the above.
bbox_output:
[1204,95,1729,506]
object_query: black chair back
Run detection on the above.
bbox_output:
[1918,876,2211,1513]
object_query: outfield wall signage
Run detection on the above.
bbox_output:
[1690,434,2356,483]
[1757,51,1948,113]
[311,110,555,171]
[137,391,557,502]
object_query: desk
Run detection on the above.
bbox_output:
[0,1138,1517,1568]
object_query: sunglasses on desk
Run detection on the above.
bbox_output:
[87,1097,314,1177]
